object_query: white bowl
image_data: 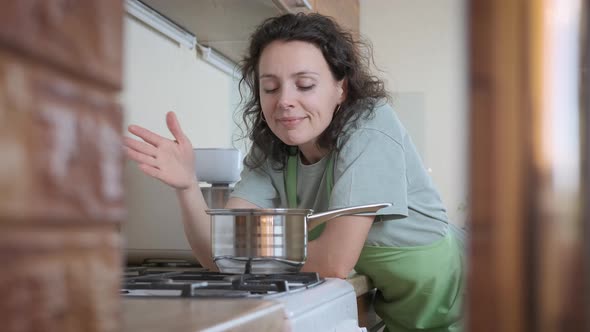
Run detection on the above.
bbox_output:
[194,148,242,184]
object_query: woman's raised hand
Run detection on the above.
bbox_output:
[124,112,197,190]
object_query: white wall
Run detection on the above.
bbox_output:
[360,0,469,225]
[120,16,239,253]
[122,19,236,146]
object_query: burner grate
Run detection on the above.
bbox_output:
[121,270,323,298]
[123,280,208,297]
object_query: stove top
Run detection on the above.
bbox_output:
[121,263,363,331]
[121,268,324,298]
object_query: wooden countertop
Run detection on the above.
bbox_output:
[122,298,286,332]
[346,272,375,297]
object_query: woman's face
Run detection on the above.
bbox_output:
[258,40,345,150]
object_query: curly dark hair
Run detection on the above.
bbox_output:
[238,12,389,170]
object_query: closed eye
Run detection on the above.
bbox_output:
[263,88,279,94]
[298,85,315,91]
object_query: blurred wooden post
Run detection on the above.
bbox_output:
[468,0,589,331]
[529,2,588,330]
[582,3,590,327]
[0,1,125,332]
[468,1,532,330]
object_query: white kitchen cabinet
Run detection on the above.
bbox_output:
[139,0,359,63]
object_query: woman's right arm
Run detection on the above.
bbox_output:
[123,112,253,270]
[174,181,216,270]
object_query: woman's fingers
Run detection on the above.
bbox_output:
[123,136,158,157]
[137,163,161,179]
[128,125,167,147]
[124,146,158,168]
[125,114,195,189]
[166,112,188,145]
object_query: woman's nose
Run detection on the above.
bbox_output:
[277,88,295,109]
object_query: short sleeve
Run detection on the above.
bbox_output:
[230,162,279,208]
[330,128,409,217]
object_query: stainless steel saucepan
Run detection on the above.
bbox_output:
[206,203,391,274]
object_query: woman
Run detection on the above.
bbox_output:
[124,13,465,332]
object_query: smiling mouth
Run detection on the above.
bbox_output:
[277,117,306,126]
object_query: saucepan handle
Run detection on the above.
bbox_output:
[307,203,392,231]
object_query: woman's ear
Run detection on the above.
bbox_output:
[337,79,348,103]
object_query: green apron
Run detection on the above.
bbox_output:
[286,151,465,332]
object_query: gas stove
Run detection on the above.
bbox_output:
[122,269,324,298]
[122,262,365,331]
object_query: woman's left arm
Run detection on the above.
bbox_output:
[301,215,374,278]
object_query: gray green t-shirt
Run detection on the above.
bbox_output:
[231,102,450,247]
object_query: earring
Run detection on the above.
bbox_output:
[334,104,341,114]
[260,111,267,123]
